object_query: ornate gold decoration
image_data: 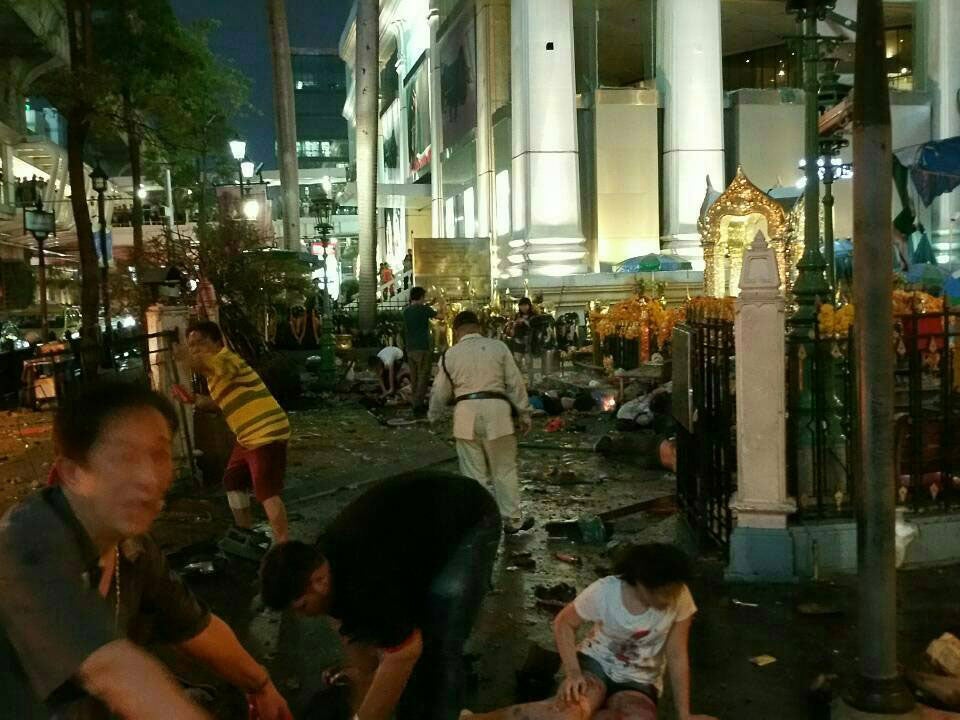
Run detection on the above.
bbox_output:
[698,168,793,298]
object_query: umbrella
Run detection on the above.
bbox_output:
[616,254,692,273]
[908,136,960,207]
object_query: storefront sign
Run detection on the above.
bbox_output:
[405,55,432,181]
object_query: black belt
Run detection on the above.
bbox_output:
[454,391,518,418]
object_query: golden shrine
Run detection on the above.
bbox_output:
[698,167,803,298]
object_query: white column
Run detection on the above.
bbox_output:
[510,0,587,277]
[925,0,960,249]
[1,142,14,208]
[731,232,795,529]
[656,0,725,270]
[475,0,508,294]
[427,8,445,238]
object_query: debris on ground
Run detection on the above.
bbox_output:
[750,655,778,667]
[796,602,843,617]
[533,582,577,611]
[554,552,581,566]
[508,551,537,570]
[907,672,960,711]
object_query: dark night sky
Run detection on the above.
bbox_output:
[170,0,353,169]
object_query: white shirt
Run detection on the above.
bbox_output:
[428,334,532,441]
[377,346,404,368]
[575,576,697,691]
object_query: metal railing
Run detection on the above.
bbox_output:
[790,308,960,519]
[675,319,737,548]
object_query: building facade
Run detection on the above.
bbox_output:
[291,48,351,169]
[338,0,960,285]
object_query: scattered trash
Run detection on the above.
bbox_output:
[533,582,577,611]
[508,551,537,570]
[546,515,611,544]
[731,599,760,608]
[181,560,217,577]
[555,552,581,566]
[796,602,843,616]
[218,527,269,562]
[750,655,777,667]
[928,633,960,677]
[545,418,566,433]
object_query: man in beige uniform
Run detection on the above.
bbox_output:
[428,310,534,533]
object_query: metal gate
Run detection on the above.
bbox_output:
[673,319,737,547]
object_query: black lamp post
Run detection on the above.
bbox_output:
[90,162,112,364]
[23,198,55,341]
[310,194,337,390]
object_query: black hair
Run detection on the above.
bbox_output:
[650,390,672,416]
[260,540,326,610]
[409,286,426,302]
[54,380,179,464]
[453,310,480,330]
[187,320,224,344]
[612,543,691,590]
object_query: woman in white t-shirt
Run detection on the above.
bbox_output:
[465,544,716,720]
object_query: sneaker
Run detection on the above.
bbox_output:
[504,516,535,535]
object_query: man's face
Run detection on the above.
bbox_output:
[291,565,332,617]
[62,407,174,539]
[186,330,222,360]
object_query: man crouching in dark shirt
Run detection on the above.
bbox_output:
[260,471,502,720]
[0,380,291,720]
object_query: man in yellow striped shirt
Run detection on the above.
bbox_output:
[183,321,290,543]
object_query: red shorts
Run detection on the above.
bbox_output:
[222,441,287,503]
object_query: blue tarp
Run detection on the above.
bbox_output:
[909,136,960,207]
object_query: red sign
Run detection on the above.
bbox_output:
[311,240,337,257]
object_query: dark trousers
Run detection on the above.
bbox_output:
[395,515,501,720]
[407,350,433,411]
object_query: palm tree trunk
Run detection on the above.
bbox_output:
[65,0,100,376]
[355,0,380,334]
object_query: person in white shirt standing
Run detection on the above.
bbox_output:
[428,310,534,534]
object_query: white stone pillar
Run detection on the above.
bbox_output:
[476,0,508,294]
[1,142,15,209]
[427,8,445,238]
[510,0,588,277]
[925,0,960,248]
[656,0,725,270]
[727,233,796,582]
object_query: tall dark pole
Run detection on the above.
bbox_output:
[843,0,914,713]
[37,235,48,341]
[96,190,112,364]
[822,168,835,289]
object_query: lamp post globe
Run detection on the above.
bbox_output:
[229,139,246,161]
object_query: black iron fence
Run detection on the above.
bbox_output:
[675,319,737,547]
[790,308,960,518]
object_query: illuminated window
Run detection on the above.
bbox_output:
[304,141,320,157]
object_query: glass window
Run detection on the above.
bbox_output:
[304,141,320,157]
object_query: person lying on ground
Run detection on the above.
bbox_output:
[259,471,501,720]
[465,544,716,720]
[368,345,409,398]
[0,380,291,720]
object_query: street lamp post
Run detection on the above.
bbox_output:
[311,195,338,390]
[90,163,112,365]
[23,197,55,341]
[229,139,247,197]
